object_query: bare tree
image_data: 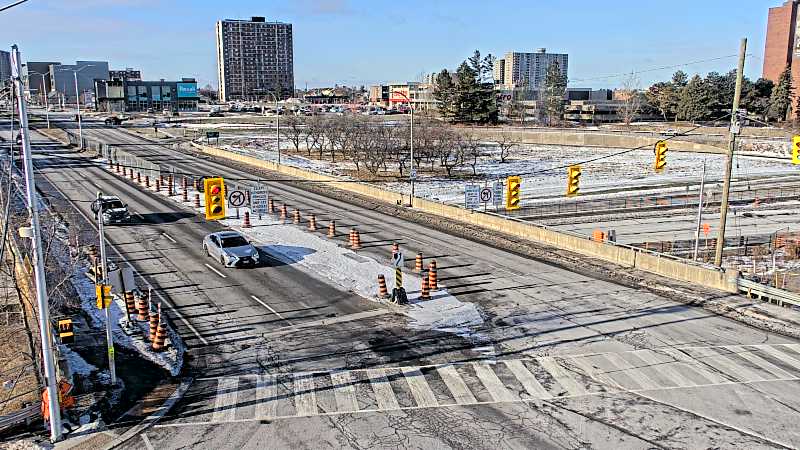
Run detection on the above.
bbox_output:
[618,72,642,126]
[461,133,483,176]
[494,132,520,163]
[280,115,306,152]
[436,128,464,177]
[304,114,325,158]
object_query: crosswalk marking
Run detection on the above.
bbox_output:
[759,345,800,371]
[538,356,588,396]
[366,368,400,411]
[726,346,793,379]
[330,371,359,413]
[402,368,439,407]
[569,357,623,391]
[686,347,768,382]
[602,352,661,391]
[255,374,276,420]
[655,348,725,385]
[472,363,516,403]
[632,350,696,388]
[437,365,477,405]
[211,378,238,423]
[293,374,317,416]
[504,360,551,399]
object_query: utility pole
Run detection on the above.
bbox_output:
[96,192,117,384]
[74,71,82,149]
[714,38,747,267]
[693,159,706,261]
[10,45,63,442]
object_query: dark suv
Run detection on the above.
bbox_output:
[90,195,131,225]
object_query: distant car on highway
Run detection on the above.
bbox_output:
[203,231,260,267]
[90,195,131,225]
[208,110,225,117]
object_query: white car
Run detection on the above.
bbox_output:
[203,231,260,267]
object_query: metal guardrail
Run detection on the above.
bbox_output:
[0,404,40,432]
[738,278,800,307]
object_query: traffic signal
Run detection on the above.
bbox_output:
[57,319,74,344]
[792,135,800,165]
[566,165,581,197]
[204,177,226,220]
[505,176,521,210]
[95,284,111,309]
[654,140,668,172]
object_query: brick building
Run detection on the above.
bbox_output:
[763,1,800,113]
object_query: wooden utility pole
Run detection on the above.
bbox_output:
[714,38,747,267]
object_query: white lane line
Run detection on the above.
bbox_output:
[504,360,552,399]
[330,371,359,413]
[602,353,661,391]
[401,367,439,407]
[632,350,697,388]
[538,357,588,396]
[472,363,517,403]
[366,368,400,411]
[727,346,793,379]
[204,263,227,278]
[685,347,766,382]
[293,374,317,417]
[759,345,800,370]
[211,378,239,423]
[437,365,477,405]
[135,213,145,221]
[162,232,177,243]
[32,166,209,345]
[140,433,154,450]
[255,374,277,420]
[250,295,293,326]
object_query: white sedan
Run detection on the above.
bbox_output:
[203,231,260,267]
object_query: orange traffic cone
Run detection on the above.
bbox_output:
[349,228,355,246]
[149,308,159,341]
[268,198,275,213]
[292,209,300,224]
[280,204,287,220]
[414,252,423,272]
[136,294,148,321]
[194,193,201,208]
[328,220,336,238]
[308,214,317,231]
[145,175,150,188]
[377,274,389,298]
[428,260,438,290]
[420,276,431,300]
[137,172,142,184]
[152,316,167,351]
[243,211,252,228]
[352,229,362,250]
[155,179,161,192]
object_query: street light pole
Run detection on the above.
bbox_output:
[10,44,63,443]
[95,192,116,385]
[74,71,82,149]
[391,90,414,206]
[40,74,49,129]
[265,91,280,164]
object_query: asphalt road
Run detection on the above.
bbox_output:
[15,114,800,449]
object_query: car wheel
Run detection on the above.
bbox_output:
[219,255,226,266]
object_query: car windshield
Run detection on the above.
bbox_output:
[221,236,249,248]
[104,200,124,209]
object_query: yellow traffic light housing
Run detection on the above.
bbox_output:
[505,176,521,210]
[566,165,581,197]
[654,140,668,172]
[95,284,112,309]
[57,319,74,344]
[204,177,226,220]
[792,135,800,165]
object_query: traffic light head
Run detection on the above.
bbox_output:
[204,177,226,220]
[654,140,668,172]
[792,135,800,165]
[95,284,111,309]
[566,165,581,197]
[505,176,521,210]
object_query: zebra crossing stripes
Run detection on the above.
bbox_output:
[195,345,800,426]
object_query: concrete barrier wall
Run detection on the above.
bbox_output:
[191,142,738,292]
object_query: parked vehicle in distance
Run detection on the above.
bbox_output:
[90,195,131,225]
[203,231,260,267]
[208,110,225,117]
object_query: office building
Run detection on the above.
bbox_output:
[0,50,11,86]
[95,77,198,112]
[499,49,568,89]
[23,61,60,96]
[215,16,294,102]
[51,60,109,103]
[763,0,800,113]
[109,68,142,81]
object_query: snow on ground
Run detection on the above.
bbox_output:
[61,346,96,377]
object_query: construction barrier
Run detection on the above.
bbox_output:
[352,229,362,250]
[415,253,423,272]
[280,204,287,220]
[377,274,389,298]
[136,293,148,321]
[268,198,275,213]
[328,220,336,238]
[308,214,317,231]
[194,193,201,208]
[420,276,431,300]
[148,307,159,342]
[292,209,300,224]
[242,211,252,228]
[428,260,438,290]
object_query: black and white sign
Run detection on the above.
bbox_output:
[228,190,247,207]
[465,184,480,210]
[479,187,493,203]
[410,169,417,180]
[492,181,503,206]
[250,186,269,215]
[391,252,404,268]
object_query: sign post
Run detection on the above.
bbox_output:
[465,184,480,210]
[390,252,408,304]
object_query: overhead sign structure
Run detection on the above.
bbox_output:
[250,186,269,216]
[465,184,480,210]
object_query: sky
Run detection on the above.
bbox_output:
[0,0,782,89]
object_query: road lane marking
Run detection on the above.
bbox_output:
[401,367,438,407]
[504,360,552,399]
[366,368,400,411]
[255,374,277,420]
[330,371,359,413]
[726,346,793,379]
[685,347,768,382]
[472,363,516,403]
[630,350,696,388]
[162,232,177,243]
[293,374,317,416]
[204,263,227,278]
[250,295,293,326]
[538,357,588,396]
[211,378,239,423]
[140,433,154,450]
[437,365,477,405]
[602,352,661,391]
[759,345,800,370]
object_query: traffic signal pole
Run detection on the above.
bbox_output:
[10,45,63,442]
[714,38,747,267]
[96,191,117,384]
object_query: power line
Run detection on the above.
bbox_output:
[568,54,747,84]
[0,0,29,13]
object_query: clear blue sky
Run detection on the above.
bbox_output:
[0,0,780,89]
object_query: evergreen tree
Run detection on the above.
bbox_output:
[434,69,456,120]
[768,65,793,121]
[645,82,678,121]
[671,70,689,87]
[676,74,710,122]
[454,62,480,122]
[543,60,567,126]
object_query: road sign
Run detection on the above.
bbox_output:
[107,267,135,294]
[250,185,269,215]
[492,181,503,206]
[479,187,493,203]
[391,252,404,268]
[410,169,417,180]
[228,190,247,207]
[465,184,480,210]
[702,223,711,236]
[206,131,220,139]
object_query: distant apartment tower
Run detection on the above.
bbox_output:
[493,58,505,85]
[215,16,294,102]
[501,49,568,88]
[763,0,800,112]
[0,50,11,86]
[109,68,142,81]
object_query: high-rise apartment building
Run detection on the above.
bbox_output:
[763,0,800,113]
[500,49,568,88]
[215,16,294,102]
[0,50,11,87]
